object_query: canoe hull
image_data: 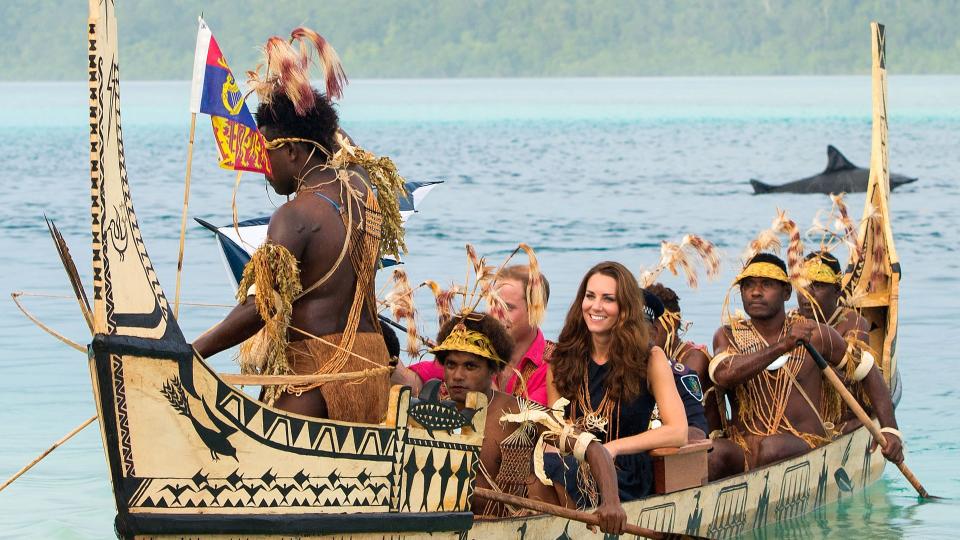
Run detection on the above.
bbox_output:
[132,426,883,539]
[472,425,883,538]
[87,332,491,539]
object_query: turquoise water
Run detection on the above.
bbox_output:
[0,77,957,537]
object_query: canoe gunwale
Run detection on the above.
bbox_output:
[115,511,475,537]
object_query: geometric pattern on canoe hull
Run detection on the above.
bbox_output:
[215,382,397,460]
[637,502,676,532]
[707,483,748,539]
[112,353,136,476]
[398,445,477,513]
[775,461,811,522]
[128,468,391,510]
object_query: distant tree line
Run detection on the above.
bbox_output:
[3,0,957,80]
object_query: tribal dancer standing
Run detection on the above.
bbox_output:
[797,251,903,462]
[194,29,407,423]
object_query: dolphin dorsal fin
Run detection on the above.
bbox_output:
[825,145,857,172]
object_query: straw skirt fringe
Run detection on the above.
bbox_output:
[285,332,391,424]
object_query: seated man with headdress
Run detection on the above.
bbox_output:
[194,29,407,423]
[797,251,903,463]
[707,253,847,480]
[433,311,626,533]
[396,264,555,406]
[645,284,713,439]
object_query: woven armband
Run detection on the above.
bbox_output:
[852,350,875,382]
[573,431,598,462]
[246,283,257,296]
[708,351,732,385]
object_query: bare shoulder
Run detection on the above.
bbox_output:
[682,343,711,370]
[345,163,372,194]
[265,200,311,255]
[712,326,732,352]
[488,390,518,416]
[840,308,870,337]
[814,321,844,341]
[647,347,671,378]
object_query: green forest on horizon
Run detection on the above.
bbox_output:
[2,0,958,80]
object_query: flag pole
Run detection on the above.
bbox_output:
[173,112,197,319]
[231,169,244,242]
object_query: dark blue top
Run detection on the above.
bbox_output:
[562,359,657,501]
[668,359,708,435]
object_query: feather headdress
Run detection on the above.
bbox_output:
[384,269,422,357]
[742,209,807,289]
[380,243,544,358]
[723,209,810,324]
[638,234,721,289]
[806,193,862,262]
[247,27,348,115]
[518,243,547,328]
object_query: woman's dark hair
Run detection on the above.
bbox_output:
[552,261,651,403]
[434,312,514,372]
[255,88,339,155]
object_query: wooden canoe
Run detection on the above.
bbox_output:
[87,2,491,538]
[84,1,900,536]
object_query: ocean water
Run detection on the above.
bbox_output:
[0,77,957,538]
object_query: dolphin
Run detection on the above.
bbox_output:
[750,145,917,195]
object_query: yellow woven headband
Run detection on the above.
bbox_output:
[430,325,504,364]
[735,261,790,284]
[803,258,842,284]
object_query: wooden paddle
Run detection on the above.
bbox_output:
[801,340,938,499]
[474,487,707,539]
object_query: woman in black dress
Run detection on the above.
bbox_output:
[545,261,688,506]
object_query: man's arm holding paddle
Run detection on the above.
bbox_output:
[846,318,903,463]
[801,340,934,499]
[711,320,843,389]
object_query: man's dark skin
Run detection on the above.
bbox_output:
[442,351,627,534]
[193,129,377,417]
[798,278,903,463]
[708,276,847,480]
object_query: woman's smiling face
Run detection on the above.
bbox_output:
[582,273,619,335]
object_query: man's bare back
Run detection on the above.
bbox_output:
[271,164,379,340]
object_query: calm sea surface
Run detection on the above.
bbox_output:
[0,77,957,538]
